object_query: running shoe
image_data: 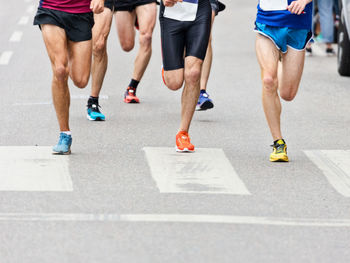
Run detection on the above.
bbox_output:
[326,47,335,56]
[270,139,289,162]
[176,131,195,152]
[124,87,140,103]
[87,100,105,121]
[53,133,72,155]
[305,47,312,57]
[161,67,167,86]
[196,90,214,111]
[135,17,139,30]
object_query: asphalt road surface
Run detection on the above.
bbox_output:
[1,0,350,262]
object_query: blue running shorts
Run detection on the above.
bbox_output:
[255,22,312,53]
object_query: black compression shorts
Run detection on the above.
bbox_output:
[210,0,219,15]
[105,0,157,12]
[159,0,212,71]
[33,7,94,42]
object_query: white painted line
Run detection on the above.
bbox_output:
[9,31,23,42]
[0,147,73,192]
[0,213,349,227]
[304,150,350,197]
[18,16,29,25]
[71,94,109,100]
[24,0,33,2]
[144,147,250,195]
[12,101,52,106]
[0,51,13,65]
[26,5,35,13]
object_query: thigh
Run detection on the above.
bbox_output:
[67,39,92,81]
[115,10,136,45]
[279,47,305,92]
[92,8,113,46]
[255,33,280,76]
[185,4,211,60]
[135,2,157,34]
[160,18,186,70]
[41,24,68,68]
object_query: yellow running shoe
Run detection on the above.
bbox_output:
[270,139,289,162]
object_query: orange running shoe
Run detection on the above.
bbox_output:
[124,87,140,103]
[161,67,167,86]
[176,131,195,152]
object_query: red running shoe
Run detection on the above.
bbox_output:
[176,131,195,152]
[124,87,140,103]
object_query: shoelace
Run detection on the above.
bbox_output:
[270,143,285,153]
[88,103,102,113]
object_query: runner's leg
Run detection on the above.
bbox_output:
[200,11,215,91]
[181,56,203,132]
[115,10,136,52]
[279,47,305,101]
[133,3,157,81]
[68,39,92,89]
[41,24,70,132]
[91,8,113,97]
[255,34,282,141]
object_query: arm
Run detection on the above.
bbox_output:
[288,0,312,15]
[90,0,104,14]
[163,0,183,7]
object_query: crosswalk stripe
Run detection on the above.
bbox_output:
[304,150,350,197]
[0,213,349,227]
[144,147,250,195]
[0,147,73,192]
[0,51,13,65]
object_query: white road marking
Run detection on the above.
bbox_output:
[24,0,33,2]
[304,150,350,197]
[26,5,35,13]
[0,147,73,192]
[71,94,109,100]
[0,51,13,65]
[18,16,29,25]
[9,31,23,42]
[144,147,250,195]
[0,213,349,227]
[12,101,52,106]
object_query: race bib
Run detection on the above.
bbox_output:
[163,0,199,22]
[260,0,288,11]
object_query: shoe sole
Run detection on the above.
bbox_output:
[270,155,289,162]
[52,149,71,155]
[196,100,214,111]
[124,98,140,104]
[176,147,195,153]
[87,115,105,121]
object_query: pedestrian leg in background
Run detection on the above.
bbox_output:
[318,0,335,55]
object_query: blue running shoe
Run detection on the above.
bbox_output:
[87,98,105,121]
[53,133,72,155]
[196,90,214,111]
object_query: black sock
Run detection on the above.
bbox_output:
[129,79,140,90]
[200,90,206,94]
[88,96,99,106]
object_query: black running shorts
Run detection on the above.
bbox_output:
[105,0,157,12]
[159,0,212,71]
[33,7,94,42]
[210,0,219,15]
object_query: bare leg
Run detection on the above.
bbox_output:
[133,3,157,81]
[180,56,203,132]
[41,24,70,132]
[255,34,282,141]
[115,10,136,52]
[91,8,113,97]
[200,11,215,91]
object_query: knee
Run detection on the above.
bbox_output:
[93,37,107,57]
[139,32,152,49]
[280,89,297,101]
[120,40,134,52]
[166,79,183,91]
[184,67,201,85]
[262,74,278,94]
[53,64,69,82]
[73,76,89,89]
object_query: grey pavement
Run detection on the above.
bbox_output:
[1,0,350,262]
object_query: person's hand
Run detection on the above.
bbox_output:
[90,0,104,14]
[163,0,183,7]
[287,0,307,15]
